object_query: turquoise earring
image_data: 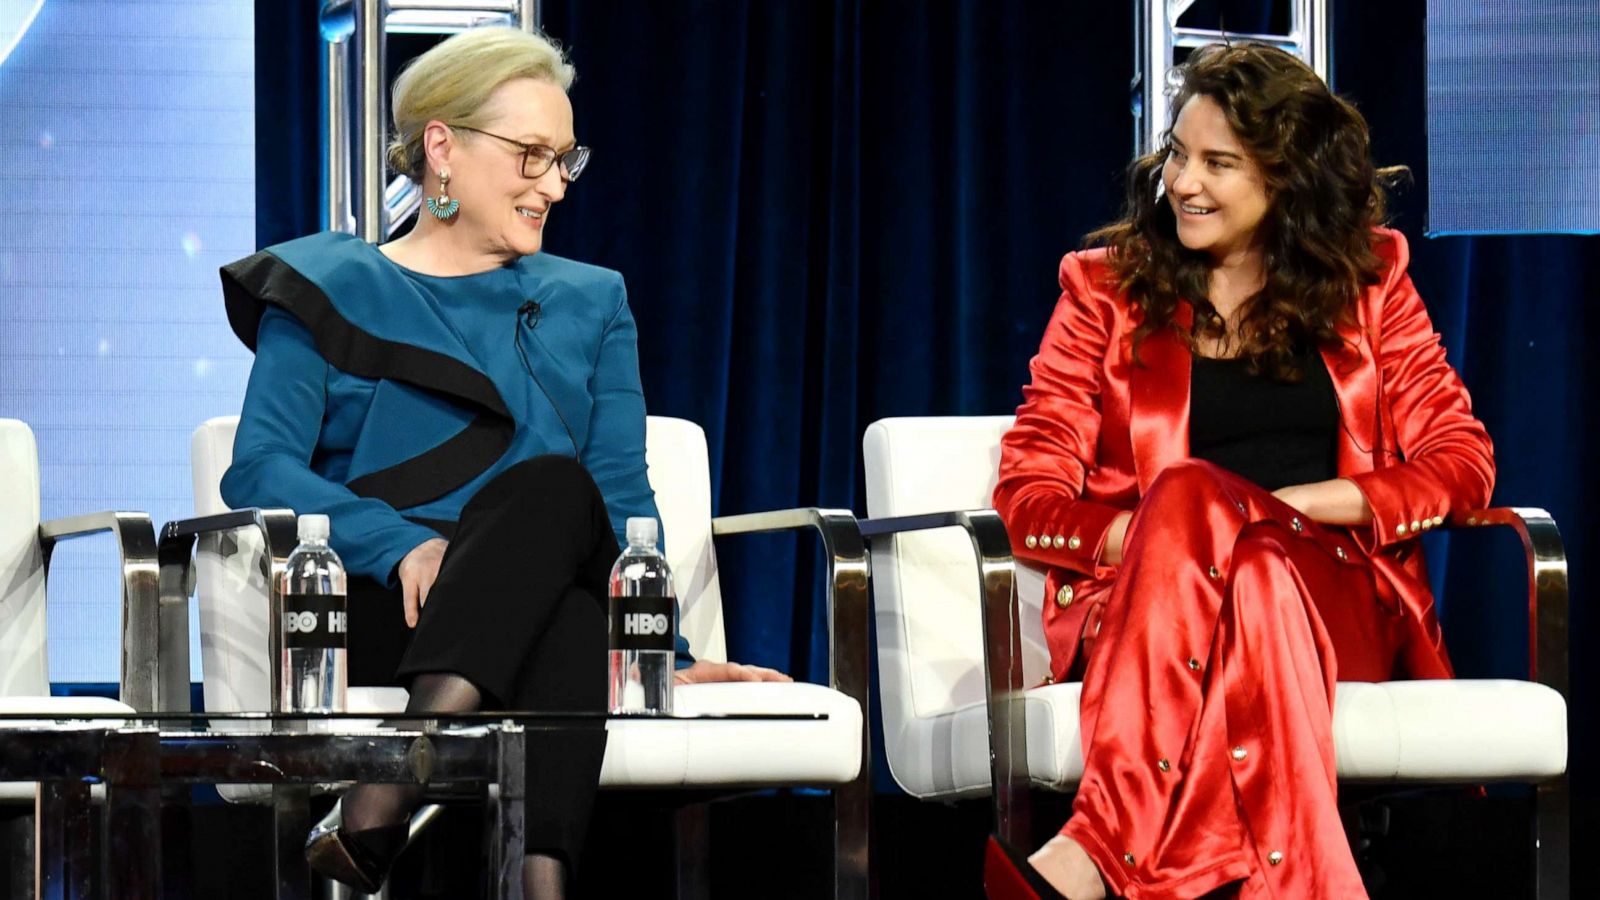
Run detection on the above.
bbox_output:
[426,170,460,220]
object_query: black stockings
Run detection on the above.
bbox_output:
[338,672,570,899]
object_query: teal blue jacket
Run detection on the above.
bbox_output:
[219,231,690,662]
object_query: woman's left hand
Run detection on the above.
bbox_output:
[1271,478,1373,525]
[673,659,794,685]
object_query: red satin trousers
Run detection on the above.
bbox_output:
[1062,460,1401,899]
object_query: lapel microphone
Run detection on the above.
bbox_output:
[512,298,578,454]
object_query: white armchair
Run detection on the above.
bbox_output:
[0,417,159,895]
[862,415,1568,899]
[172,415,870,900]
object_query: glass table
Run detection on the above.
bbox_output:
[0,709,826,900]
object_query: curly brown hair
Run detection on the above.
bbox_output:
[1088,42,1404,380]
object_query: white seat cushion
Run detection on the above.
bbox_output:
[885,678,1566,799]
[212,682,861,801]
[349,686,409,714]
[0,696,140,802]
[1332,679,1567,782]
[0,695,137,727]
[601,682,863,787]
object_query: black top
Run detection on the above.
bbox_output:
[1188,349,1339,491]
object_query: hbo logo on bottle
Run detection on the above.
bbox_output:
[285,611,347,633]
[622,612,670,636]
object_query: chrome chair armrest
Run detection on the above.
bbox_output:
[37,512,159,711]
[1442,508,1570,898]
[709,508,869,705]
[858,509,1029,844]
[1443,508,1568,697]
[711,507,872,898]
[156,509,298,713]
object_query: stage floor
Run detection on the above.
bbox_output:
[0,788,1535,897]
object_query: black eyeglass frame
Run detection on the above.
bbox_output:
[449,125,591,181]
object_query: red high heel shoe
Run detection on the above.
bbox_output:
[985,835,1071,900]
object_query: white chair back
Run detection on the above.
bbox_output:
[0,419,48,697]
[642,416,728,663]
[863,416,1048,715]
[190,415,728,715]
[191,418,275,716]
[863,417,1054,794]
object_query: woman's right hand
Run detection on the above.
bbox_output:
[397,538,449,628]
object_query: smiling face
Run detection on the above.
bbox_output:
[433,77,575,260]
[1162,94,1272,265]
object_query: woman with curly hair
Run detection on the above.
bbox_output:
[984,43,1494,899]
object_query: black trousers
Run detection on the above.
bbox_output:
[346,455,621,865]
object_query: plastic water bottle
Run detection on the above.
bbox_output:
[279,514,348,725]
[608,517,676,715]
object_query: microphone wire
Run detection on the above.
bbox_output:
[514,300,580,456]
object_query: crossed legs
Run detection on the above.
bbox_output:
[1033,461,1396,899]
[334,455,621,897]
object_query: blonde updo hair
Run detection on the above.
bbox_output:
[386,26,576,181]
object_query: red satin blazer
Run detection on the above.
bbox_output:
[994,228,1495,682]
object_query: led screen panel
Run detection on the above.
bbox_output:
[0,0,255,683]
[1427,0,1600,235]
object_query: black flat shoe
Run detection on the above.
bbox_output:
[985,834,1071,900]
[305,813,409,894]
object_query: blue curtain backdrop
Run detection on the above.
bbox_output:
[257,0,1600,881]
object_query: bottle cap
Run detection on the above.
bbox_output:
[625,517,658,548]
[298,514,330,542]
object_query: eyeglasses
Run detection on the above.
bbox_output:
[449,125,591,181]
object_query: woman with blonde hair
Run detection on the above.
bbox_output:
[985,43,1493,899]
[220,26,786,897]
